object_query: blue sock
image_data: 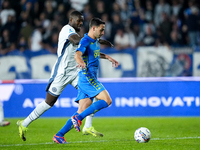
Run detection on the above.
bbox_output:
[56,112,79,137]
[77,100,108,121]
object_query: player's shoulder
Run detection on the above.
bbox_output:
[61,24,76,34]
[79,36,90,46]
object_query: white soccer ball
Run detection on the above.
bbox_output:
[134,127,151,143]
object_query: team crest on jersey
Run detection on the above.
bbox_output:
[52,87,57,92]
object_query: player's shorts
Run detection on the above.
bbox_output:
[46,72,79,97]
[75,73,105,103]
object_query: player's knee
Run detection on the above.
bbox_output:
[105,98,112,106]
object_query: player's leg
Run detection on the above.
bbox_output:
[17,74,68,141]
[17,93,57,141]
[53,112,78,144]
[0,102,10,127]
[53,98,92,143]
[83,98,103,137]
[21,93,57,127]
[77,90,111,119]
[72,90,112,132]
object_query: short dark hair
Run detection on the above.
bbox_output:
[89,18,105,29]
[70,11,83,18]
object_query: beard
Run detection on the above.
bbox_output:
[75,27,80,32]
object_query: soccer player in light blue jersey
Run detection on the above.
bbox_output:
[17,11,115,142]
[53,17,119,143]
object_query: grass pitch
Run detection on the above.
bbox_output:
[0,117,200,150]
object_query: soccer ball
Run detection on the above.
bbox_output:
[134,127,151,143]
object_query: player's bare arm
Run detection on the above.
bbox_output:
[69,34,82,45]
[99,39,114,48]
[75,51,86,69]
[100,53,119,68]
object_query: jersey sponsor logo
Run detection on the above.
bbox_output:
[94,49,100,58]
[69,29,73,33]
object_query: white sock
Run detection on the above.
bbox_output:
[22,101,51,127]
[0,102,4,122]
[84,98,98,128]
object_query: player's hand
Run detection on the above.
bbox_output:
[106,55,119,68]
[77,62,86,70]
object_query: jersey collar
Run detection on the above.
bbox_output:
[84,33,96,42]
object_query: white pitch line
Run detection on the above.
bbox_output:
[1,136,200,147]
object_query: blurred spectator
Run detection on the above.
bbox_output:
[185,7,200,46]
[43,31,58,54]
[20,18,34,47]
[110,13,124,43]
[171,0,182,17]
[70,0,88,12]
[1,15,19,42]
[159,12,172,43]
[30,25,44,51]
[0,0,16,26]
[184,0,196,18]
[128,24,138,49]
[169,30,183,47]
[144,0,154,23]
[112,2,121,15]
[43,0,56,20]
[117,1,131,22]
[156,27,167,46]
[34,12,50,29]
[130,0,145,26]
[129,23,144,47]
[0,0,199,54]
[17,36,28,52]
[0,29,16,55]
[21,0,38,24]
[114,28,130,50]
[55,3,68,25]
[82,4,93,32]
[93,0,106,19]
[101,13,112,41]
[154,0,171,27]
[141,24,159,46]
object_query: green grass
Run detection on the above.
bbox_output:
[0,117,200,150]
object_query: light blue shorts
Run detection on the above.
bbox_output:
[75,73,105,103]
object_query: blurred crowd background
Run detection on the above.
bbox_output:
[0,0,200,55]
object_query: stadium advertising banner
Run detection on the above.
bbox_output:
[137,47,193,77]
[99,48,137,77]
[137,46,173,77]
[1,78,200,117]
[170,47,193,76]
[0,47,196,79]
[0,49,137,80]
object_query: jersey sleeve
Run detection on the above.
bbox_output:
[64,25,77,39]
[76,38,89,54]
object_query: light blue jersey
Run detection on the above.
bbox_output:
[75,33,105,102]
